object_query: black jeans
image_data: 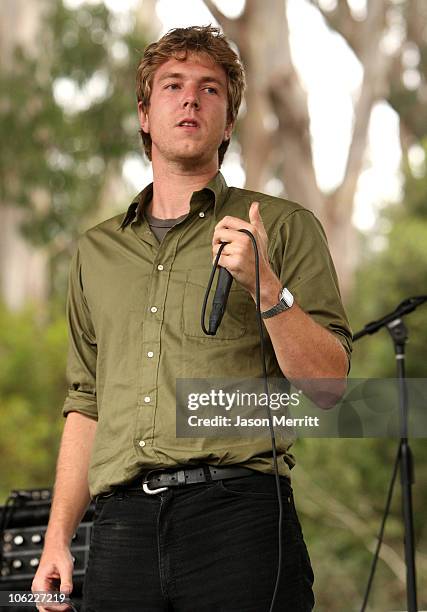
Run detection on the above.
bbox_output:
[82,473,314,611]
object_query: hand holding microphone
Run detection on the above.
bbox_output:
[204,202,277,334]
[208,249,234,335]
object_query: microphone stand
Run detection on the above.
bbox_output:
[354,295,427,612]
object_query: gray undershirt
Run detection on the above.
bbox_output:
[144,210,188,243]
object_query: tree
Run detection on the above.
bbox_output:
[0,0,50,310]
[202,0,396,297]
[0,0,149,309]
[296,138,427,611]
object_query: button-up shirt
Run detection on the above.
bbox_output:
[62,171,352,497]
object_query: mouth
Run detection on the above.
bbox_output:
[176,119,200,130]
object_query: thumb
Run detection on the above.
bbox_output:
[60,571,73,596]
[249,201,263,228]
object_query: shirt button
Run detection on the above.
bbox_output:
[199,212,205,218]
[147,351,154,358]
[144,396,151,403]
[150,306,158,313]
[138,440,146,447]
[157,264,164,271]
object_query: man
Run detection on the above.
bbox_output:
[32,25,351,611]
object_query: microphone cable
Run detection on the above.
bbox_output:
[201,229,285,612]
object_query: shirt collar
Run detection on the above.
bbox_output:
[118,171,229,231]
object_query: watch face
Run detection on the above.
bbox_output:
[281,287,294,308]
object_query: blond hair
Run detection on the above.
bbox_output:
[136,25,246,167]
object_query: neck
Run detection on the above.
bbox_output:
[148,156,219,219]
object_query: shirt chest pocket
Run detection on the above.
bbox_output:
[182,268,251,340]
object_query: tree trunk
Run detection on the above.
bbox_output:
[0,0,49,311]
[203,0,392,299]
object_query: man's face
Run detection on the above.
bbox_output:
[138,52,233,169]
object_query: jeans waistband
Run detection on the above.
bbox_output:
[96,464,291,500]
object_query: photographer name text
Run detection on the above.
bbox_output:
[187,415,319,427]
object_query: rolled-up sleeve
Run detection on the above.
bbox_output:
[62,243,98,420]
[275,209,353,366]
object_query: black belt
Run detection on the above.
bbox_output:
[123,465,255,495]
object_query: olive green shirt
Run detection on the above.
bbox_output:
[62,171,352,497]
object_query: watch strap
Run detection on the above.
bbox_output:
[261,287,294,319]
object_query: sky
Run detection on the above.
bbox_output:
[63,0,405,233]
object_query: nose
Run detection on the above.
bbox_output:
[182,86,200,110]
[183,98,200,110]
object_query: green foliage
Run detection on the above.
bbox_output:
[294,140,427,610]
[294,436,427,610]
[349,142,427,378]
[0,0,147,250]
[0,302,68,499]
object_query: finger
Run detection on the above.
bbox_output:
[212,242,234,262]
[38,605,72,612]
[212,236,251,258]
[248,202,266,234]
[215,252,235,271]
[215,215,253,233]
[33,565,61,590]
[60,572,73,598]
[39,596,73,612]
[212,228,249,246]
[42,599,73,611]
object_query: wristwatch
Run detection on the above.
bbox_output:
[261,287,294,319]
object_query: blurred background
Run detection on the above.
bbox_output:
[0,0,426,609]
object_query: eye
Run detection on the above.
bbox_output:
[204,86,217,94]
[165,83,180,90]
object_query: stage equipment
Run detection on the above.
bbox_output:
[0,488,95,612]
[354,295,427,612]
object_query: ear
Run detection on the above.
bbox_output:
[138,101,150,134]
[224,120,233,141]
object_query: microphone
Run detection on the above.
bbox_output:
[208,266,233,335]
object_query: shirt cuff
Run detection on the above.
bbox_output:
[330,330,352,374]
[62,389,98,420]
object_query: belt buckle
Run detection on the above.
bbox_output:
[142,470,168,495]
